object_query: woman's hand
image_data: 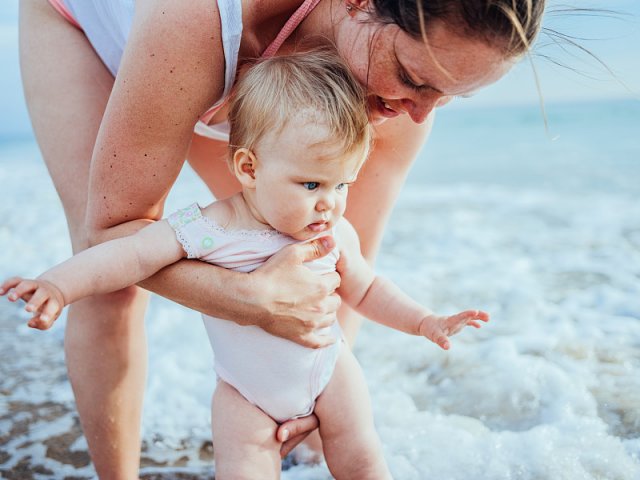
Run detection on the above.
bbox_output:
[249,236,342,349]
[1,277,66,330]
[277,413,319,458]
[419,310,490,350]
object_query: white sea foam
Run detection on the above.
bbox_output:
[0,101,638,478]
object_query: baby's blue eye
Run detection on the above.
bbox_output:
[303,182,319,190]
[336,183,347,192]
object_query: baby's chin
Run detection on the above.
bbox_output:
[287,226,331,242]
[285,229,317,242]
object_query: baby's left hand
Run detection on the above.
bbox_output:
[419,310,490,350]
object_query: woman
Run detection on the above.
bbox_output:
[19,0,544,477]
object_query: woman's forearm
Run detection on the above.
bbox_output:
[90,220,342,345]
[92,220,264,324]
[138,258,261,325]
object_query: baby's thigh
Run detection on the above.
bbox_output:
[315,347,390,477]
[211,380,281,480]
[315,347,375,435]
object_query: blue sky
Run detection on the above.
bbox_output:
[0,0,638,137]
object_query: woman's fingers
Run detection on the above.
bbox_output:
[279,431,309,458]
[300,330,337,349]
[253,238,343,346]
[277,413,319,458]
[295,236,336,264]
[320,271,341,295]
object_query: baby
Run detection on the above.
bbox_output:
[1,50,489,479]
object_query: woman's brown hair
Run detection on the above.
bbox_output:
[372,0,546,57]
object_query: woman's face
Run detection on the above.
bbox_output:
[336,12,514,125]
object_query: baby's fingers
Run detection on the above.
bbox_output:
[433,332,450,350]
[5,279,39,302]
[458,310,490,322]
[28,300,61,330]
[0,277,25,297]
[24,287,50,315]
[28,314,53,330]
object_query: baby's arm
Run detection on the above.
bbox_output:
[336,220,489,350]
[0,220,185,329]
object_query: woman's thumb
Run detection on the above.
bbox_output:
[295,236,335,263]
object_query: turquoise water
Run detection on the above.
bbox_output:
[412,99,640,194]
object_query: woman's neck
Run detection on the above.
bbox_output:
[241,0,340,56]
[289,0,341,49]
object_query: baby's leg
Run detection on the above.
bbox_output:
[316,347,392,479]
[212,380,281,479]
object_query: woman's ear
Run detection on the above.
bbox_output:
[233,148,258,188]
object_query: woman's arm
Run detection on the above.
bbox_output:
[86,0,223,240]
[81,0,341,348]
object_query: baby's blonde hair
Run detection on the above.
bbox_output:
[228,48,371,168]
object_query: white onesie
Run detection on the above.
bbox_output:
[168,203,343,422]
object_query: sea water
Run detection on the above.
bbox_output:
[0,99,638,479]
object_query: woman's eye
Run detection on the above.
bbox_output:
[399,69,422,92]
[303,182,319,190]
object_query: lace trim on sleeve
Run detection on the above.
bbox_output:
[167,203,202,259]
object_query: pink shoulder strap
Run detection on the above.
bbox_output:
[47,0,82,30]
[200,0,322,124]
[262,0,322,57]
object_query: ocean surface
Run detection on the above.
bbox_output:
[0,99,638,479]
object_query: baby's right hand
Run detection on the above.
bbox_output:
[0,277,65,330]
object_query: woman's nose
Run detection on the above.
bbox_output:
[402,97,438,124]
[402,92,448,123]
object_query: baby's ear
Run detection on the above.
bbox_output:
[233,148,258,188]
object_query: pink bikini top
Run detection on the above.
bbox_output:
[199,0,322,125]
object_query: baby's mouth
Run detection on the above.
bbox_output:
[307,221,329,232]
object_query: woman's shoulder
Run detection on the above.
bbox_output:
[135,0,220,32]
[130,0,225,74]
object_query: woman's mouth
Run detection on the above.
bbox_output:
[373,96,400,119]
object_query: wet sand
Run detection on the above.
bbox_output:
[0,302,217,479]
